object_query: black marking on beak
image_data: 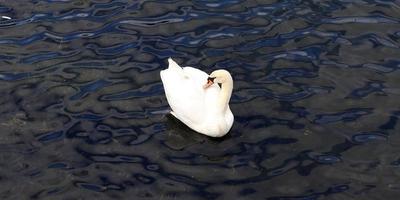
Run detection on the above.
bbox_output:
[207,77,215,83]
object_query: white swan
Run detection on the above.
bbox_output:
[160,58,234,137]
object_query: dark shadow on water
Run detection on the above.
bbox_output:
[163,114,231,150]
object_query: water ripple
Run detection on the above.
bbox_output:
[0,0,399,199]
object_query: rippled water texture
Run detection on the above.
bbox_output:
[0,0,399,199]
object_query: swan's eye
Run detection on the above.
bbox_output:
[207,77,216,83]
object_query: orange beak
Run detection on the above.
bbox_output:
[203,77,215,89]
[203,79,213,89]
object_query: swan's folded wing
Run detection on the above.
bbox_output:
[160,67,207,126]
[182,67,208,87]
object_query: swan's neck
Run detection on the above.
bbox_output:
[217,76,233,113]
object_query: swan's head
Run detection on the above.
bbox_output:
[203,69,232,89]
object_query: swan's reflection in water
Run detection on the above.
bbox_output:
[164,114,230,150]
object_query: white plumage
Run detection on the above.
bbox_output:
[160,58,234,137]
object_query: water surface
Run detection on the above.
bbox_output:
[0,0,399,199]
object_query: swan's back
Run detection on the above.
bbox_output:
[160,59,219,131]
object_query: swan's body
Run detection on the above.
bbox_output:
[160,58,234,137]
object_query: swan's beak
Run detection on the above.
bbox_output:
[203,77,215,89]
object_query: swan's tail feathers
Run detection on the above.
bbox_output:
[164,58,187,78]
[168,58,182,70]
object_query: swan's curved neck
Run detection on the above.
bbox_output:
[217,75,233,113]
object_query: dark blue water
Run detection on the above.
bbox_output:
[0,1,399,199]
